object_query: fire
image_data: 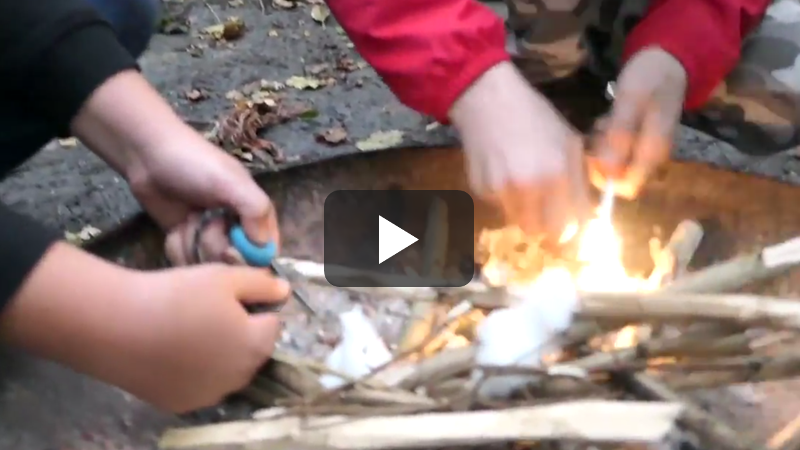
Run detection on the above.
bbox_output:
[480,205,657,350]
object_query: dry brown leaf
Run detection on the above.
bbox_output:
[203,17,245,41]
[316,127,348,145]
[306,63,330,76]
[231,148,254,161]
[286,75,323,90]
[64,225,101,244]
[355,130,404,152]
[272,0,295,9]
[185,44,205,57]
[184,89,209,102]
[216,98,313,163]
[58,137,79,148]
[310,4,330,24]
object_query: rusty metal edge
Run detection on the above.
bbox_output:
[83,144,800,255]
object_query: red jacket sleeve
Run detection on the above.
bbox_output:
[622,0,771,110]
[326,0,509,123]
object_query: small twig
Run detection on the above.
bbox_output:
[204,0,222,23]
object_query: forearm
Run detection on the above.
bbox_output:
[326,0,509,123]
[623,0,771,109]
[0,241,146,378]
[70,70,197,178]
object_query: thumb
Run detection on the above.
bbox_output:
[223,266,291,303]
[597,91,644,179]
[222,176,280,248]
[247,312,282,357]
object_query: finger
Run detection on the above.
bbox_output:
[223,266,291,303]
[196,219,230,263]
[542,176,572,241]
[597,91,646,178]
[247,313,282,357]
[565,139,593,226]
[165,227,189,266]
[585,155,609,191]
[621,106,675,199]
[222,247,248,266]
[223,177,280,248]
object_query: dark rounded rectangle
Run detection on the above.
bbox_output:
[324,189,475,288]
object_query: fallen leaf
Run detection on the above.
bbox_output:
[186,44,205,57]
[231,148,254,161]
[316,127,347,145]
[335,57,357,72]
[299,109,319,120]
[58,137,78,148]
[184,88,209,102]
[272,0,295,9]
[310,4,330,24]
[216,98,313,163]
[306,63,330,76]
[203,17,245,41]
[225,90,245,101]
[355,130,404,152]
[260,80,285,91]
[64,225,102,244]
[425,122,441,131]
[285,75,323,90]
[228,0,244,5]
[268,29,279,37]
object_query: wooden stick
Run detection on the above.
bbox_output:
[159,400,684,449]
[578,292,800,330]
[769,410,800,450]
[562,328,751,372]
[648,219,704,286]
[398,197,449,356]
[661,235,800,294]
[664,349,800,389]
[619,372,766,450]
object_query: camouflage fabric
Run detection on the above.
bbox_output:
[505,0,800,155]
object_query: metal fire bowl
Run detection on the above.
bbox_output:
[84,145,800,442]
[87,145,800,297]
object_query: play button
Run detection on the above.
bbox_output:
[378,215,418,264]
[324,189,474,288]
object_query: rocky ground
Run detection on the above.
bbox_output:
[2,0,800,449]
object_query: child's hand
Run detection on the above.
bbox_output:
[120,265,289,412]
[1,242,290,414]
[590,48,687,199]
[451,62,592,241]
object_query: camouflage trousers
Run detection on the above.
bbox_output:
[504,0,800,156]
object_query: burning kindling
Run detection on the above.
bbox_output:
[160,206,800,450]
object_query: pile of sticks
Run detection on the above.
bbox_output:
[159,220,800,450]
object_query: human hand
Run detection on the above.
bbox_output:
[2,243,290,413]
[450,62,591,241]
[118,265,288,412]
[70,71,278,265]
[589,48,687,199]
[127,127,279,266]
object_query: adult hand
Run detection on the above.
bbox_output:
[589,48,687,199]
[449,61,591,242]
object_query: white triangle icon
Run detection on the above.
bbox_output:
[378,215,418,264]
